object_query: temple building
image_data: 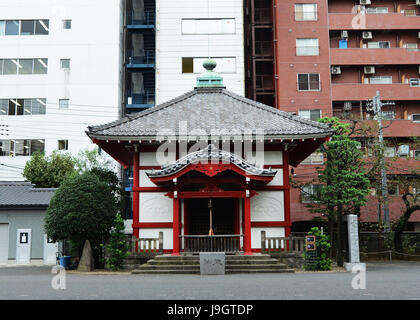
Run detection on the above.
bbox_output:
[87,61,334,255]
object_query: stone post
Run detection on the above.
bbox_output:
[344,214,366,271]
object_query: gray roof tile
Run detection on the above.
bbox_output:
[88,88,334,139]
[0,182,56,207]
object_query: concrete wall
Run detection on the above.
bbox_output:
[0,208,46,260]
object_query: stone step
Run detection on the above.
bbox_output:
[226,268,295,274]
[226,264,288,270]
[146,258,281,265]
[138,264,201,271]
[132,269,200,275]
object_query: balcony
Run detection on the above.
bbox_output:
[329,12,420,30]
[254,8,272,25]
[255,41,274,57]
[126,50,155,69]
[127,10,155,30]
[255,75,274,92]
[126,91,155,110]
[332,83,420,101]
[331,48,420,65]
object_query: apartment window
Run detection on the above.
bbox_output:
[63,20,72,29]
[59,99,69,109]
[19,59,34,74]
[298,73,320,91]
[35,20,49,35]
[181,18,235,34]
[414,150,420,160]
[0,58,47,75]
[295,4,317,21]
[299,109,321,121]
[61,59,70,69]
[369,76,392,84]
[367,41,390,48]
[388,184,399,196]
[366,7,389,14]
[384,147,396,157]
[3,59,18,74]
[21,20,35,35]
[58,140,68,151]
[301,184,322,203]
[5,20,19,35]
[301,150,324,164]
[296,38,319,56]
[34,58,48,74]
[0,139,45,156]
[412,114,420,122]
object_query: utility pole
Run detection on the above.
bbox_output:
[367,91,395,232]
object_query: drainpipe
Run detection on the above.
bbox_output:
[273,0,279,109]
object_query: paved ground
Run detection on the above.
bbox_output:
[0,261,419,300]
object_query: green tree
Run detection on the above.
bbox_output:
[22,151,76,188]
[44,171,119,265]
[104,213,130,271]
[296,117,371,267]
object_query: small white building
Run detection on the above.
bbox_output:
[0,0,122,180]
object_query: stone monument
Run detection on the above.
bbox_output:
[77,240,95,272]
[199,252,225,275]
[344,214,366,271]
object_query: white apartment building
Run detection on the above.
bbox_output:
[155,0,245,103]
[0,0,123,180]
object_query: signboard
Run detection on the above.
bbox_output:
[305,235,316,251]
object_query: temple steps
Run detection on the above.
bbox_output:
[130,254,295,274]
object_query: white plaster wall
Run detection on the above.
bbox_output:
[139,170,157,187]
[139,192,172,223]
[138,228,173,250]
[139,150,176,166]
[267,171,283,186]
[0,0,123,180]
[156,0,245,103]
[251,227,285,249]
[251,191,285,222]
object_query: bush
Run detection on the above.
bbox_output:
[304,227,332,271]
[104,213,130,271]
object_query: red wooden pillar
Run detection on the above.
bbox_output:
[172,196,180,256]
[132,149,140,252]
[243,195,252,255]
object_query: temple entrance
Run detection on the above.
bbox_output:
[187,198,236,235]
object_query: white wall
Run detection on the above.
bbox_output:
[0,0,123,180]
[155,0,245,104]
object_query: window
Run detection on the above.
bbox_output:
[182,57,236,74]
[0,99,7,115]
[298,73,320,91]
[62,20,72,29]
[181,18,235,34]
[412,114,420,122]
[301,150,324,164]
[61,59,70,69]
[414,150,420,160]
[384,146,396,157]
[296,38,319,56]
[366,7,389,14]
[8,99,24,115]
[3,59,18,75]
[0,139,46,156]
[35,20,49,35]
[20,20,35,35]
[59,99,69,109]
[369,76,392,84]
[388,184,399,196]
[34,58,48,74]
[299,109,321,121]
[19,59,34,74]
[381,111,395,120]
[301,184,322,203]
[5,20,19,35]
[295,4,317,21]
[58,140,69,151]
[0,21,5,36]
[367,41,390,48]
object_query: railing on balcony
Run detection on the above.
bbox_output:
[129,232,163,255]
[256,75,274,91]
[261,231,306,254]
[181,235,243,254]
[254,8,272,25]
[127,49,155,65]
[255,41,273,56]
[127,91,155,106]
[127,10,155,26]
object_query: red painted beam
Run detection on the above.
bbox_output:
[172,198,180,256]
[243,197,252,255]
[134,222,173,228]
[251,221,291,227]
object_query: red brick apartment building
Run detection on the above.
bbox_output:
[244,0,420,231]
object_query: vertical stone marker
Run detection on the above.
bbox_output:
[344,214,366,271]
[200,252,225,275]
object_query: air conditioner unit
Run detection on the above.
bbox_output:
[344,102,353,111]
[398,145,410,156]
[409,78,420,87]
[331,66,341,75]
[362,31,373,39]
[364,66,375,74]
[341,30,348,39]
[360,0,371,5]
